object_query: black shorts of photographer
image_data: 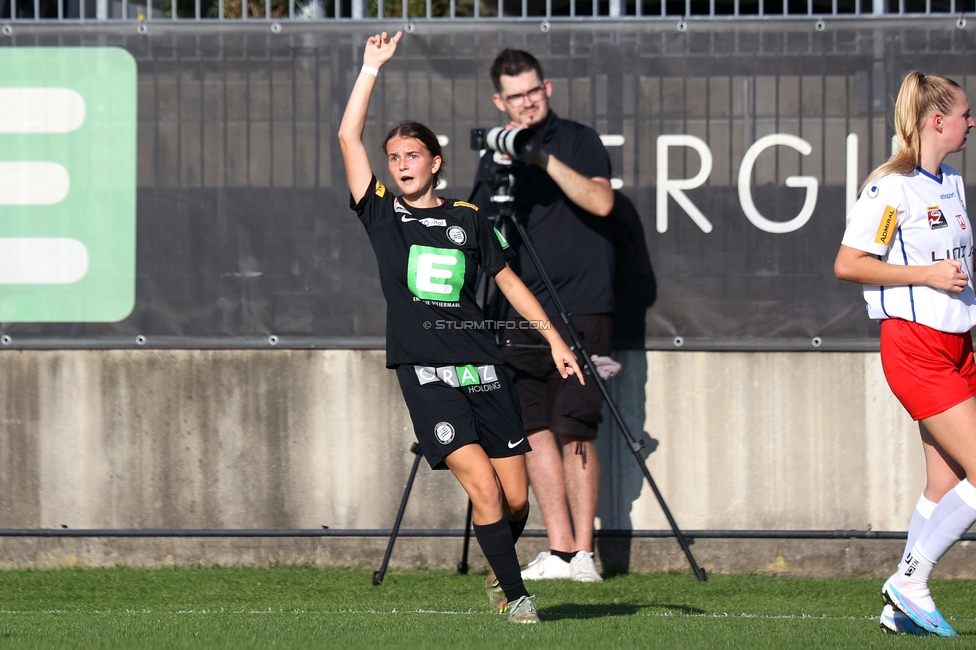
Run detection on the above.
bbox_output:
[501,315,611,439]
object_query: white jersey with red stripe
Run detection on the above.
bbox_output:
[842,165,976,333]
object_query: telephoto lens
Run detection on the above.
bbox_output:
[485,126,540,161]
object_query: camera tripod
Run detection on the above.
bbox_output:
[373,156,707,585]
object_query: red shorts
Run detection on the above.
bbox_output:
[880,318,976,421]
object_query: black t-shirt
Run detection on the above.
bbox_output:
[471,111,615,319]
[352,176,511,368]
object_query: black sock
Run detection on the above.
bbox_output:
[551,549,575,563]
[474,517,529,602]
[508,506,529,543]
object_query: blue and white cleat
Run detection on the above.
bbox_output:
[880,604,929,636]
[882,579,958,637]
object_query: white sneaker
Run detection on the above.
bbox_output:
[520,551,572,581]
[569,550,603,582]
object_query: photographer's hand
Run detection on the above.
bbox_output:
[498,121,612,215]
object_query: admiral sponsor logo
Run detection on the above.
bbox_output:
[867,185,880,199]
[446,225,467,245]
[957,214,967,230]
[434,421,456,445]
[374,181,386,197]
[928,206,948,230]
[394,197,412,215]
[874,206,897,245]
[453,200,479,211]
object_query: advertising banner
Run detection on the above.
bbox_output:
[0,22,973,349]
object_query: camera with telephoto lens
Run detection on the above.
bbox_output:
[470,126,541,161]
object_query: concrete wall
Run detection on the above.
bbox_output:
[0,348,932,571]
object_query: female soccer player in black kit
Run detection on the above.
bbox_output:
[338,31,583,624]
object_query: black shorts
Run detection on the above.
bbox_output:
[396,363,532,470]
[500,314,612,440]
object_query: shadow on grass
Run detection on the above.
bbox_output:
[540,602,706,620]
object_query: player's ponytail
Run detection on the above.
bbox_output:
[862,71,961,192]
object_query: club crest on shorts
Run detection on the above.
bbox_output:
[446,226,467,245]
[434,421,456,445]
[928,206,948,230]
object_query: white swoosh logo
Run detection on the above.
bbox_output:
[401,215,418,222]
[507,438,525,449]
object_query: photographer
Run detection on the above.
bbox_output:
[470,49,615,583]
[339,33,586,623]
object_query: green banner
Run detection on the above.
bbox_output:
[0,47,137,322]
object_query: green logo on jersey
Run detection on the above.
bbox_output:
[494,228,510,249]
[407,245,465,302]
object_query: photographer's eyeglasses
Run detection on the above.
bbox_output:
[503,86,546,108]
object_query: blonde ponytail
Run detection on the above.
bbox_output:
[861,71,961,192]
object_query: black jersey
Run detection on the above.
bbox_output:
[352,176,511,368]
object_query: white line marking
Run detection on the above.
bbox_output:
[0,161,70,206]
[0,237,89,284]
[0,608,972,622]
[0,88,86,134]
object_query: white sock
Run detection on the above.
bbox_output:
[888,480,976,613]
[890,543,936,611]
[902,494,936,565]
[916,479,976,564]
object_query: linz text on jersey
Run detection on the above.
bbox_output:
[931,246,972,262]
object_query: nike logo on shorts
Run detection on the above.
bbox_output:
[507,438,525,449]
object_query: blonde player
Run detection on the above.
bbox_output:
[835,71,976,637]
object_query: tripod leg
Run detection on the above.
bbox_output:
[457,499,473,575]
[373,443,423,586]
[508,216,707,581]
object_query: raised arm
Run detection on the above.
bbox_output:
[338,31,402,205]
[493,265,584,384]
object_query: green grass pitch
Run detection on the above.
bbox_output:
[0,566,972,648]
